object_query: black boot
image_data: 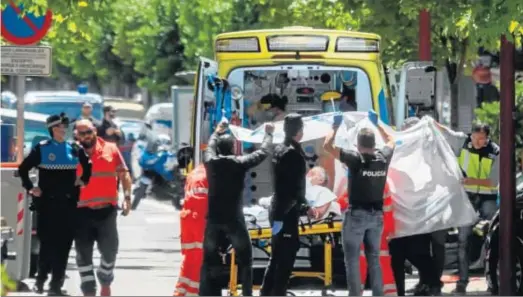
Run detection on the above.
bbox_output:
[32,281,44,294]
[47,287,69,296]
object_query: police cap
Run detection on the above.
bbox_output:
[46,113,70,129]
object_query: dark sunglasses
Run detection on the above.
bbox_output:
[77,129,94,136]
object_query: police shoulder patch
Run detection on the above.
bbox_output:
[39,139,51,146]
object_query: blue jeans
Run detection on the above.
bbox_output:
[342,208,384,296]
[457,198,498,286]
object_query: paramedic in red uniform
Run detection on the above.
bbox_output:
[173,164,208,296]
[74,119,132,296]
[324,110,395,296]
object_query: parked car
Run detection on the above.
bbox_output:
[1,91,17,109]
[104,99,145,120]
[114,117,144,179]
[0,108,54,157]
[24,91,104,121]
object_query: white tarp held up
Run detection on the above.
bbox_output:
[229,112,478,238]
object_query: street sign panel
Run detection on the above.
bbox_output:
[1,0,53,45]
[1,46,52,76]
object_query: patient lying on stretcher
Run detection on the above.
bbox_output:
[243,167,342,228]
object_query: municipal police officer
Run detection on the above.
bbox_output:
[18,113,92,296]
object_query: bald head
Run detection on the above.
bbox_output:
[75,119,95,130]
[76,119,97,149]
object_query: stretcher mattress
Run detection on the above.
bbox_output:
[242,185,343,268]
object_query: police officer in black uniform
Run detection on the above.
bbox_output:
[323,110,395,296]
[18,113,92,296]
[260,113,317,296]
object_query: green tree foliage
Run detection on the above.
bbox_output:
[111,0,185,94]
[3,0,522,95]
[475,82,523,159]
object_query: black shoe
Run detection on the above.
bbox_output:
[47,288,69,296]
[33,282,44,294]
[451,283,467,295]
[428,286,442,296]
[412,283,430,296]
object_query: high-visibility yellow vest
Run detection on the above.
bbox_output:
[458,148,497,195]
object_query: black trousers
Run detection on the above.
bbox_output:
[389,234,439,296]
[35,198,77,290]
[428,230,446,285]
[199,217,252,296]
[260,218,300,296]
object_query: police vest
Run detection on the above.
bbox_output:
[349,153,389,207]
[38,140,79,170]
[458,141,498,195]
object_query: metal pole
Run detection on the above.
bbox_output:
[498,34,516,296]
[15,76,26,163]
[418,9,431,61]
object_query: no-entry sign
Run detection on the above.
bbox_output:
[1,0,53,45]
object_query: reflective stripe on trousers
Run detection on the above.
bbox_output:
[91,171,118,177]
[77,197,118,207]
[186,187,208,198]
[384,283,398,296]
[180,242,203,250]
[360,250,390,257]
[173,287,198,296]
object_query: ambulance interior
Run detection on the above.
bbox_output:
[199,66,373,223]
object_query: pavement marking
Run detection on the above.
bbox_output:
[140,198,178,212]
[145,215,178,224]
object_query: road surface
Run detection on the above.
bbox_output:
[11,198,489,296]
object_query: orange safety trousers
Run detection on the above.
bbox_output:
[174,165,208,296]
[358,182,397,296]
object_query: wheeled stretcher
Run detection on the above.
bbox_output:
[227,213,343,296]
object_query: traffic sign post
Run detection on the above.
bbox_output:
[1,1,54,163]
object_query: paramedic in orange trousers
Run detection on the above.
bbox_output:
[337,181,397,296]
[324,111,395,296]
[74,120,132,296]
[174,164,208,296]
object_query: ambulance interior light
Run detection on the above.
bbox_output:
[336,37,379,52]
[267,35,328,51]
[215,38,260,52]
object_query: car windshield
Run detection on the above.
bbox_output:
[25,101,103,120]
[119,121,143,141]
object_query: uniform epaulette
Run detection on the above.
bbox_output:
[39,139,51,146]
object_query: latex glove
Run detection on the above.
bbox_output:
[333,113,343,127]
[271,221,283,235]
[368,109,378,126]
